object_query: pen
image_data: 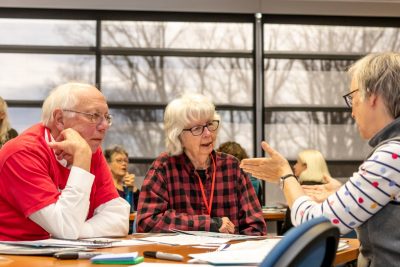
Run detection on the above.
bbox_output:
[54,252,103,259]
[143,251,183,262]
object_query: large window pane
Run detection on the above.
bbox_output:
[264,24,400,53]
[0,54,95,100]
[102,21,252,50]
[264,111,370,160]
[0,19,95,46]
[8,107,42,134]
[102,56,252,104]
[264,59,352,106]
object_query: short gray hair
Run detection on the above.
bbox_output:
[349,52,400,118]
[41,82,97,126]
[164,93,220,155]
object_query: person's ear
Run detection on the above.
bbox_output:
[53,109,65,131]
[368,93,378,107]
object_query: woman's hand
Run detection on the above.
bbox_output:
[219,217,235,234]
[240,141,292,183]
[302,175,342,203]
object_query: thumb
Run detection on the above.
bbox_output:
[261,141,276,157]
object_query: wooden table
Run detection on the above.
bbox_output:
[0,236,359,267]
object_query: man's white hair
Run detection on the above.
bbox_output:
[41,82,96,126]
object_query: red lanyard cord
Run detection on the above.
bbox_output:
[194,154,216,215]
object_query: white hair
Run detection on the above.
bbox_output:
[297,149,331,184]
[41,82,96,126]
[0,96,11,143]
[164,93,220,155]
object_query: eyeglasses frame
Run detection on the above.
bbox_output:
[182,120,220,136]
[62,109,113,126]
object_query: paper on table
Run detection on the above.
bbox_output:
[0,238,113,248]
[337,240,350,251]
[139,234,229,245]
[83,238,152,247]
[189,239,281,265]
[170,229,264,241]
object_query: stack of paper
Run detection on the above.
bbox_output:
[189,239,281,265]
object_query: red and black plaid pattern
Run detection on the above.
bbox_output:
[137,150,266,235]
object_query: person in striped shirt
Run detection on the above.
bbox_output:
[241,52,400,267]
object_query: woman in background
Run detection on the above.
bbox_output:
[104,145,139,211]
[281,149,329,233]
[217,141,263,204]
[0,97,18,149]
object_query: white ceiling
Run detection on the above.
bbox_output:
[0,0,399,17]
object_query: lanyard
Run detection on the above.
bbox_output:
[194,154,216,215]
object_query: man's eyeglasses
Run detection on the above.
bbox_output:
[182,120,219,136]
[63,109,112,126]
[342,89,359,108]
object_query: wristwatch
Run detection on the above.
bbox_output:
[279,174,297,190]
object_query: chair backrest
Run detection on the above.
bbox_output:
[259,216,339,267]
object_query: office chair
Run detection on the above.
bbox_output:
[260,216,340,267]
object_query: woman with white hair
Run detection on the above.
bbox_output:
[0,97,18,149]
[281,149,330,233]
[136,93,266,235]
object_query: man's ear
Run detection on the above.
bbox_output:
[53,109,65,131]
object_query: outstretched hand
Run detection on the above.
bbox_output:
[240,141,292,183]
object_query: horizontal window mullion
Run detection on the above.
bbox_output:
[0,45,96,55]
[263,52,364,61]
[101,47,252,58]
[264,106,349,112]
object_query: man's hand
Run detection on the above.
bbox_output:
[47,128,92,171]
[219,217,235,234]
[302,175,342,203]
[240,141,292,183]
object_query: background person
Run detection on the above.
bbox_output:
[217,141,263,204]
[241,52,400,267]
[0,96,18,149]
[281,149,329,234]
[0,82,130,241]
[105,145,140,211]
[137,93,266,235]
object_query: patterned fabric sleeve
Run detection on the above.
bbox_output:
[136,163,211,232]
[291,141,400,234]
[236,169,267,235]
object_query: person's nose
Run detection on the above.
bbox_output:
[97,117,110,131]
[202,126,212,136]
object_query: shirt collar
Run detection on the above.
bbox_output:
[368,117,400,147]
[44,127,69,168]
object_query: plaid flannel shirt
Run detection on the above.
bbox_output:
[137,150,266,235]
